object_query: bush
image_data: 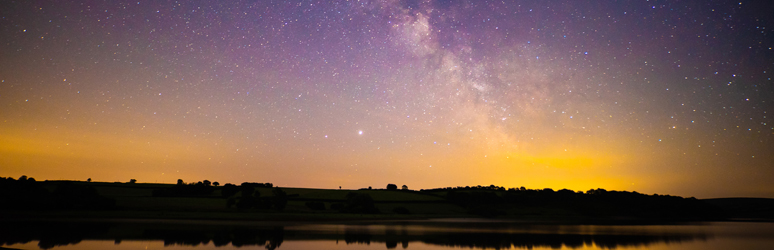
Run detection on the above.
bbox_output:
[221,184,239,198]
[340,192,380,214]
[330,203,344,210]
[468,206,506,218]
[305,201,326,210]
[272,188,288,211]
[392,207,410,214]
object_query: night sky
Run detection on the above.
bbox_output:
[2,0,772,198]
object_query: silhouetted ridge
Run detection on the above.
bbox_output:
[425,186,725,220]
[702,198,774,221]
[0,176,115,211]
[152,179,215,197]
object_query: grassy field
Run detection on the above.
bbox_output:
[19,181,466,221]
[3,180,741,223]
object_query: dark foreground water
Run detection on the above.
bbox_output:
[2,219,773,250]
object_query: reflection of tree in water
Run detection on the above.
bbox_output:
[338,230,707,250]
[0,222,112,249]
[344,231,372,245]
[1,222,709,250]
[342,227,410,249]
[143,227,284,250]
[384,226,410,249]
[420,233,708,249]
[0,222,285,250]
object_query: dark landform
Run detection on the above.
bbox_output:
[702,198,774,221]
[1,175,769,223]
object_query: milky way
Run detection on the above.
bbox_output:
[1,0,772,197]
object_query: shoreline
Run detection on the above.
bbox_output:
[1,209,749,226]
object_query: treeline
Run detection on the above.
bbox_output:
[422,184,519,192]
[152,179,219,197]
[0,175,727,220]
[149,179,288,210]
[224,183,288,211]
[358,183,410,191]
[151,180,273,198]
[0,176,115,210]
[434,187,725,219]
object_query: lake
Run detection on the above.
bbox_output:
[1,219,772,250]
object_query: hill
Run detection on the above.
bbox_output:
[0,177,734,223]
[702,198,774,221]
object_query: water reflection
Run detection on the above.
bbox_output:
[421,233,699,249]
[329,225,707,249]
[0,221,112,249]
[0,221,711,249]
[143,227,284,249]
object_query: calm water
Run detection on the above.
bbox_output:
[2,219,773,250]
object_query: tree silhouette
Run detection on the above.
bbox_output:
[236,185,257,209]
[393,207,410,214]
[340,192,380,214]
[401,185,408,190]
[241,185,255,198]
[305,201,326,210]
[52,182,116,210]
[221,183,239,198]
[273,188,288,211]
[129,179,137,184]
[386,184,397,190]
